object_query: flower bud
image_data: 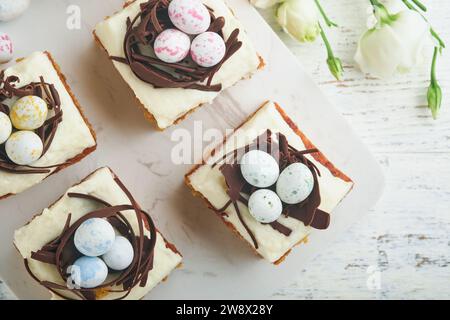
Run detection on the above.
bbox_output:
[327,56,344,81]
[276,0,320,43]
[428,82,442,119]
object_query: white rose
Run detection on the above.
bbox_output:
[276,0,320,42]
[250,0,284,9]
[355,9,430,79]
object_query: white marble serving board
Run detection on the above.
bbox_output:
[0,0,384,299]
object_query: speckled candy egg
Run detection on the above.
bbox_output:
[154,29,191,63]
[0,112,12,144]
[276,163,314,204]
[103,236,134,271]
[74,218,115,257]
[248,189,283,223]
[0,32,13,64]
[71,256,108,289]
[5,131,43,165]
[190,32,226,67]
[0,0,30,22]
[10,95,48,130]
[240,150,280,188]
[168,0,210,35]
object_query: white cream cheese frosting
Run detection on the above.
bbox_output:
[14,167,182,300]
[186,102,354,263]
[94,0,261,129]
[0,52,96,198]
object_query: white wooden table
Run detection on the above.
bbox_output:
[0,0,449,300]
[262,0,450,299]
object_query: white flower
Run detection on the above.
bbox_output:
[276,0,320,42]
[250,0,284,9]
[355,8,430,79]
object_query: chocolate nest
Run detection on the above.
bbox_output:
[24,176,157,300]
[111,0,242,92]
[0,72,63,174]
[212,130,330,249]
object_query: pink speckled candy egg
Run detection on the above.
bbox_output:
[0,32,13,64]
[190,32,226,68]
[168,0,210,35]
[154,29,191,63]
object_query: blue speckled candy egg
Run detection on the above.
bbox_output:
[71,256,108,289]
[248,189,283,223]
[276,163,314,204]
[103,236,134,271]
[74,218,115,257]
[240,150,280,188]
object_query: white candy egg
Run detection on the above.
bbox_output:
[71,256,108,289]
[5,131,43,165]
[103,236,134,271]
[0,0,30,22]
[190,32,226,67]
[168,0,210,35]
[74,218,115,257]
[0,112,12,144]
[154,29,191,63]
[276,163,314,204]
[0,32,13,64]
[248,189,283,223]
[240,150,280,188]
[10,96,48,130]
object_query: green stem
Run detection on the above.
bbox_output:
[402,0,445,49]
[430,28,446,51]
[314,0,338,27]
[319,23,334,58]
[319,23,344,80]
[411,0,427,12]
[430,47,438,84]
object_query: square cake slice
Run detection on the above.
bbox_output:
[0,51,97,200]
[185,101,354,264]
[14,167,182,300]
[94,0,263,130]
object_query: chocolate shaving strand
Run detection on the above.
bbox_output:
[0,73,63,174]
[269,221,292,237]
[111,0,241,92]
[25,177,158,300]
[208,17,225,33]
[232,200,258,249]
[213,131,330,247]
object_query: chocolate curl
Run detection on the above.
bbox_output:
[209,17,225,33]
[214,131,330,246]
[111,1,242,92]
[0,75,63,174]
[25,176,159,301]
